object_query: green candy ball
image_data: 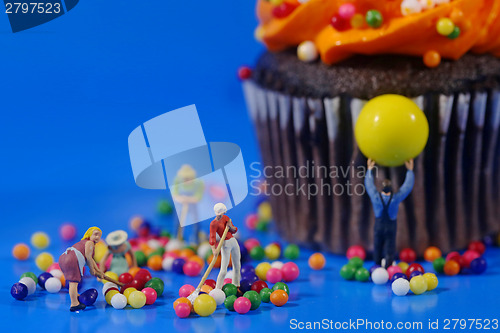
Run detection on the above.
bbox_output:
[260,288,272,303]
[157,200,173,215]
[148,247,165,259]
[144,277,164,296]
[283,244,300,260]
[355,267,370,282]
[256,221,269,232]
[243,290,262,310]
[272,282,290,295]
[250,246,265,261]
[433,257,446,274]
[348,257,364,269]
[222,283,238,297]
[21,272,38,285]
[366,10,383,28]
[160,230,171,238]
[340,264,357,280]
[447,26,461,40]
[224,295,237,311]
[134,250,147,267]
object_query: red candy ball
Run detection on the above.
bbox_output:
[238,67,252,81]
[281,262,300,282]
[183,261,202,277]
[122,279,145,292]
[406,263,424,279]
[142,287,157,305]
[446,252,465,268]
[135,269,152,284]
[399,248,417,263]
[468,241,486,255]
[119,273,133,285]
[272,2,298,19]
[251,280,269,294]
[204,279,217,289]
[330,14,351,31]
[462,250,480,269]
[179,284,195,298]
[346,245,366,260]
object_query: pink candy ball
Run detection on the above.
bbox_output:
[175,302,191,318]
[223,278,232,285]
[338,3,356,20]
[46,262,60,272]
[183,261,202,277]
[244,238,260,252]
[179,284,195,298]
[386,265,403,280]
[281,262,300,282]
[142,287,157,305]
[245,214,259,230]
[462,250,480,268]
[266,268,283,284]
[234,297,251,314]
[346,245,366,260]
[60,223,77,241]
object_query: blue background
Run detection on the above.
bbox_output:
[0,1,499,332]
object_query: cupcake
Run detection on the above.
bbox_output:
[242,0,500,255]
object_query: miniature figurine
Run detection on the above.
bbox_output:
[365,159,415,267]
[58,226,104,312]
[209,203,241,289]
[100,230,137,276]
[172,164,205,242]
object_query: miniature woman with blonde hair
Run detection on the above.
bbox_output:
[59,226,104,312]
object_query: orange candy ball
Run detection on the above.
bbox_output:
[450,9,464,24]
[147,255,163,271]
[308,253,326,270]
[129,266,141,278]
[200,285,213,294]
[423,50,441,68]
[207,254,222,268]
[12,243,30,260]
[173,297,193,311]
[444,260,460,276]
[270,289,288,307]
[178,249,195,260]
[424,246,442,262]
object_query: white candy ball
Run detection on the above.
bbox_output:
[102,282,118,295]
[147,239,161,250]
[297,41,318,63]
[49,269,63,280]
[19,277,36,295]
[111,293,127,309]
[197,242,212,260]
[271,261,284,270]
[209,289,226,306]
[225,270,234,279]
[45,277,62,293]
[371,268,389,285]
[392,278,410,296]
[165,239,185,252]
[162,257,175,271]
[401,0,422,16]
[419,0,435,10]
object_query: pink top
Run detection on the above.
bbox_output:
[71,239,94,258]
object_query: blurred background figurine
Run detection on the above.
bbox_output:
[172,164,205,242]
[100,230,137,275]
[365,159,415,267]
[209,203,241,289]
[59,226,104,312]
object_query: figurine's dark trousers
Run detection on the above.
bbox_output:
[373,193,396,268]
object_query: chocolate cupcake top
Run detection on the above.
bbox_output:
[255,0,500,67]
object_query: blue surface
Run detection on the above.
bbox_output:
[1,1,499,332]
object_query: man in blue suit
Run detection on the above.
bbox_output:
[365,158,414,267]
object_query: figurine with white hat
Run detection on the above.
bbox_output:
[100,230,137,275]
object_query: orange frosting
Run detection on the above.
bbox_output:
[256,0,500,65]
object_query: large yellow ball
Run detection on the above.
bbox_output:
[355,94,429,167]
[193,294,216,317]
[255,262,272,280]
[423,273,439,291]
[35,252,54,271]
[102,271,119,284]
[409,275,428,295]
[128,291,147,309]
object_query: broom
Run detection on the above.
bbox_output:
[187,225,229,303]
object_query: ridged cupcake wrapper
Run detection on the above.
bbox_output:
[243,81,500,255]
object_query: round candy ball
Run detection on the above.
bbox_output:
[346,245,366,260]
[224,295,237,311]
[128,290,147,309]
[79,288,98,306]
[179,284,195,298]
[183,261,202,277]
[35,252,54,271]
[103,282,118,295]
[255,262,272,280]
[433,257,446,274]
[265,244,281,260]
[271,261,284,269]
[234,296,251,314]
[239,279,253,293]
[142,287,157,305]
[12,243,30,260]
[371,268,389,285]
[468,241,486,255]
[20,272,38,285]
[19,277,36,296]
[119,273,133,285]
[266,268,283,284]
[470,257,487,274]
[270,289,288,307]
[409,275,428,295]
[245,214,259,230]
[243,290,261,310]
[11,282,28,300]
[144,277,164,296]
[204,279,217,289]
[45,277,62,293]
[162,257,175,271]
[135,269,152,283]
[31,232,50,249]
[60,223,77,241]
[271,282,290,295]
[209,288,226,305]
[340,265,357,280]
[387,265,403,280]
[200,284,214,294]
[123,287,137,301]
[462,250,480,269]
[444,260,460,276]
[111,293,127,309]
[172,258,186,274]
[410,270,423,279]
[399,248,417,263]
[250,246,265,261]
[38,272,53,289]
[391,272,407,283]
[397,262,409,274]
[222,283,238,297]
[424,246,442,262]
[175,302,191,318]
[193,294,217,317]
[392,278,410,296]
[423,273,438,291]
[406,263,425,279]
[355,268,370,282]
[283,244,300,260]
[251,280,269,294]
[102,271,119,284]
[105,290,119,305]
[260,287,272,303]
[348,257,364,269]
[309,253,326,270]
[147,255,163,271]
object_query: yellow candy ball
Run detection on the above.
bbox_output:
[102,271,119,284]
[123,287,137,302]
[354,94,429,167]
[265,244,281,260]
[398,262,409,274]
[409,275,428,295]
[255,262,272,280]
[31,232,50,249]
[93,241,108,263]
[105,290,120,305]
[193,294,217,317]
[258,202,273,222]
[36,252,54,271]
[350,14,365,28]
[436,18,455,36]
[128,290,147,309]
[423,273,439,291]
[269,0,284,5]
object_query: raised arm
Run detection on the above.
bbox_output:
[365,159,379,201]
[394,170,415,202]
